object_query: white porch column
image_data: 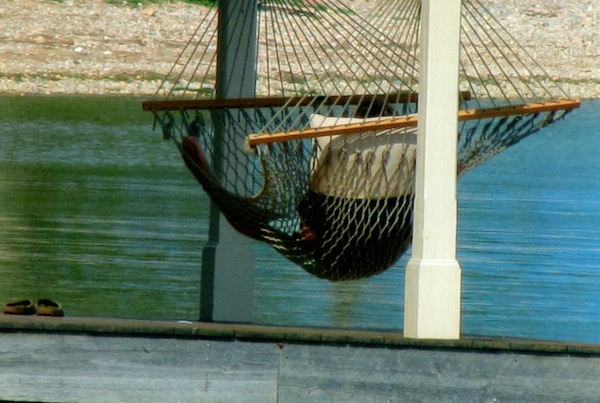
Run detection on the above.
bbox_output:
[403,0,462,339]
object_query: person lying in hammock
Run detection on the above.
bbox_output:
[179,136,286,242]
[295,99,415,280]
[179,99,415,281]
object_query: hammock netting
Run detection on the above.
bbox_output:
[143,0,579,281]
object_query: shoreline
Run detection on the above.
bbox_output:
[1,0,598,98]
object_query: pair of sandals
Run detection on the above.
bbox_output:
[2,299,64,317]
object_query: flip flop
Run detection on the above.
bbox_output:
[35,299,64,317]
[2,299,36,315]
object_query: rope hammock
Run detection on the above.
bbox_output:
[143,0,579,281]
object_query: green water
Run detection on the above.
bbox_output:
[0,95,394,325]
[0,96,207,319]
[2,96,600,344]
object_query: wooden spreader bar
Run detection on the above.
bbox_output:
[142,91,472,112]
[247,99,580,147]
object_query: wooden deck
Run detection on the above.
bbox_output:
[1,315,600,402]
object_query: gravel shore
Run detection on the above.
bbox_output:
[1,0,598,98]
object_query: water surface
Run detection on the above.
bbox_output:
[0,96,598,343]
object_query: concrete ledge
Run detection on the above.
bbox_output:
[2,315,600,402]
[1,313,600,355]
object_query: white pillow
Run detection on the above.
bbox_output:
[308,114,417,198]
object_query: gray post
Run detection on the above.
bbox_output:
[200,0,258,322]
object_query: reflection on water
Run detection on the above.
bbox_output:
[0,96,599,343]
[0,96,205,320]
